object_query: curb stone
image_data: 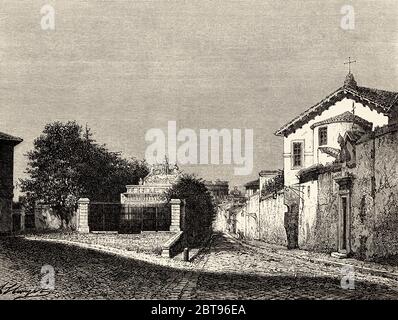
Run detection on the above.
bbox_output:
[173,234,214,299]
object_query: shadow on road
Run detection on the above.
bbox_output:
[0,236,396,300]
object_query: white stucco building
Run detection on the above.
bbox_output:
[274,72,398,250]
[275,73,391,186]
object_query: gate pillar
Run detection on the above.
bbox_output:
[170,199,181,232]
[77,198,90,233]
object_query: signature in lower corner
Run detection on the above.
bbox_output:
[0,282,52,300]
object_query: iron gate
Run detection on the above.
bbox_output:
[119,204,171,233]
[88,202,121,232]
[88,202,171,233]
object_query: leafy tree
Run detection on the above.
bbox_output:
[166,174,216,246]
[261,170,284,197]
[20,121,148,227]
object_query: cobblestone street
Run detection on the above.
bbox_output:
[1,233,398,300]
[0,237,186,300]
[193,233,398,299]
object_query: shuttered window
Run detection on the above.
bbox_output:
[319,127,328,146]
[292,142,303,168]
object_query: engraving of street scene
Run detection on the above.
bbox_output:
[1,0,398,300]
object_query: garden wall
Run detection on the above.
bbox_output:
[243,193,259,239]
[350,125,398,260]
[258,191,287,246]
[34,204,77,231]
[299,173,339,252]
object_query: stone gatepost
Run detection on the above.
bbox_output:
[170,199,181,232]
[77,198,90,233]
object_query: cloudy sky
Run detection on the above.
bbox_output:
[1,0,397,193]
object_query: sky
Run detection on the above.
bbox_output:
[1,0,397,196]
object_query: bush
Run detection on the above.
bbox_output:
[166,174,216,247]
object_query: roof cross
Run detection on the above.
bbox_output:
[344,57,356,74]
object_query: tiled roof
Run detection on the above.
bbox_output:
[356,86,398,113]
[275,73,398,137]
[259,169,280,177]
[298,162,343,183]
[318,146,340,158]
[0,131,23,145]
[310,111,372,130]
[244,179,259,189]
[297,164,323,177]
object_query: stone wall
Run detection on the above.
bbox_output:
[213,199,245,236]
[349,125,398,260]
[300,172,339,252]
[298,180,317,248]
[214,191,287,246]
[34,204,62,230]
[258,191,287,246]
[298,124,398,260]
[34,204,77,231]
[235,205,245,237]
[213,203,229,233]
[244,193,259,239]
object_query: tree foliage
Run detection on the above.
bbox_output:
[166,174,216,246]
[261,170,284,197]
[20,121,148,226]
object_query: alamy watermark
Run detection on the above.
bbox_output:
[340,4,355,30]
[40,4,55,30]
[41,265,55,290]
[340,265,355,290]
[145,121,253,176]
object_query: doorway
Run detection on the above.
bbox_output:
[341,196,348,250]
[339,193,351,253]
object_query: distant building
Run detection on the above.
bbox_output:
[243,179,259,197]
[0,131,23,234]
[120,161,181,232]
[204,180,229,202]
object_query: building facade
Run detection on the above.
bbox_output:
[275,73,398,259]
[275,73,391,186]
[0,131,22,234]
[212,72,398,261]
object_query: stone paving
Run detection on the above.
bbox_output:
[241,236,398,277]
[0,237,187,300]
[1,233,398,299]
[192,233,398,299]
